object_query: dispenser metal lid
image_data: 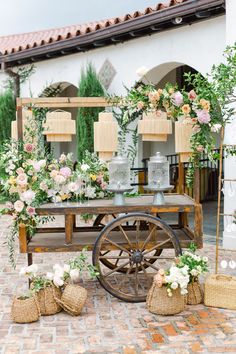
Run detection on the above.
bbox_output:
[149,152,167,163]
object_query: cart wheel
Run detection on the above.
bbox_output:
[94,213,162,273]
[93,213,181,302]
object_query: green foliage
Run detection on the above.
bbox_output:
[0,89,16,144]
[68,247,99,278]
[77,63,105,161]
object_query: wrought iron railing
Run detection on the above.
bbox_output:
[131,149,222,202]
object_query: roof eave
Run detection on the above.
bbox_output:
[0,0,225,67]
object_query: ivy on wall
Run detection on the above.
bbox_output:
[77,63,105,161]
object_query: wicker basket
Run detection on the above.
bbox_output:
[187,280,203,305]
[36,285,62,316]
[55,284,87,316]
[11,295,40,323]
[204,274,236,310]
[147,282,185,315]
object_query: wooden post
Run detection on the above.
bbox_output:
[19,225,27,253]
[65,214,73,244]
[178,160,185,195]
[16,99,23,140]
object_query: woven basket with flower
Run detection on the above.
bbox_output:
[175,244,208,305]
[147,265,189,316]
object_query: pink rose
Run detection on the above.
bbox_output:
[6,201,14,210]
[26,206,36,216]
[137,101,144,110]
[188,90,197,100]
[101,182,107,190]
[171,91,183,107]
[20,189,36,205]
[24,143,34,153]
[196,110,211,124]
[59,167,72,178]
[16,173,28,186]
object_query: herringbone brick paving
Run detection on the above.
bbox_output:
[1,214,236,354]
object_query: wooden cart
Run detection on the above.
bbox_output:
[18,194,202,302]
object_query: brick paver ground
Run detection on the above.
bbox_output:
[1,213,236,354]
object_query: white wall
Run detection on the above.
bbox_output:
[223,0,236,249]
[20,16,226,98]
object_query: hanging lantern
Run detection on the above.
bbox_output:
[94,112,118,161]
[138,111,172,142]
[43,110,76,142]
[11,110,35,141]
[175,120,193,162]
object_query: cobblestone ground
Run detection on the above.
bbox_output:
[1,214,236,354]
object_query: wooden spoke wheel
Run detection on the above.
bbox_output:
[93,213,162,273]
[92,213,181,302]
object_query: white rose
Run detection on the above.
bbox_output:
[81,164,89,172]
[170,282,178,290]
[53,275,64,287]
[14,200,24,213]
[46,272,54,281]
[181,289,188,295]
[136,66,148,77]
[69,269,80,283]
[98,191,105,199]
[85,186,96,199]
[203,256,208,262]
[63,264,70,273]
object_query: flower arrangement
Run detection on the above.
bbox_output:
[175,244,209,283]
[19,248,99,292]
[154,264,189,297]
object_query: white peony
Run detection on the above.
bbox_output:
[69,269,80,283]
[20,189,36,205]
[136,66,148,77]
[81,164,89,172]
[14,200,24,213]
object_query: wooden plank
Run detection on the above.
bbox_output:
[19,97,114,108]
[27,228,194,253]
[65,214,73,244]
[194,203,203,248]
[16,105,23,140]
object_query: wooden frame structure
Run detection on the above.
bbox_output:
[16,96,203,302]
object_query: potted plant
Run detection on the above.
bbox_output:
[175,243,208,305]
[19,264,62,315]
[54,248,99,316]
[147,264,189,315]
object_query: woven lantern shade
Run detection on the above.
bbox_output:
[94,112,118,161]
[11,110,35,141]
[175,121,193,162]
[43,110,76,142]
[138,111,172,141]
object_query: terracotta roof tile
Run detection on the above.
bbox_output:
[0,0,188,55]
